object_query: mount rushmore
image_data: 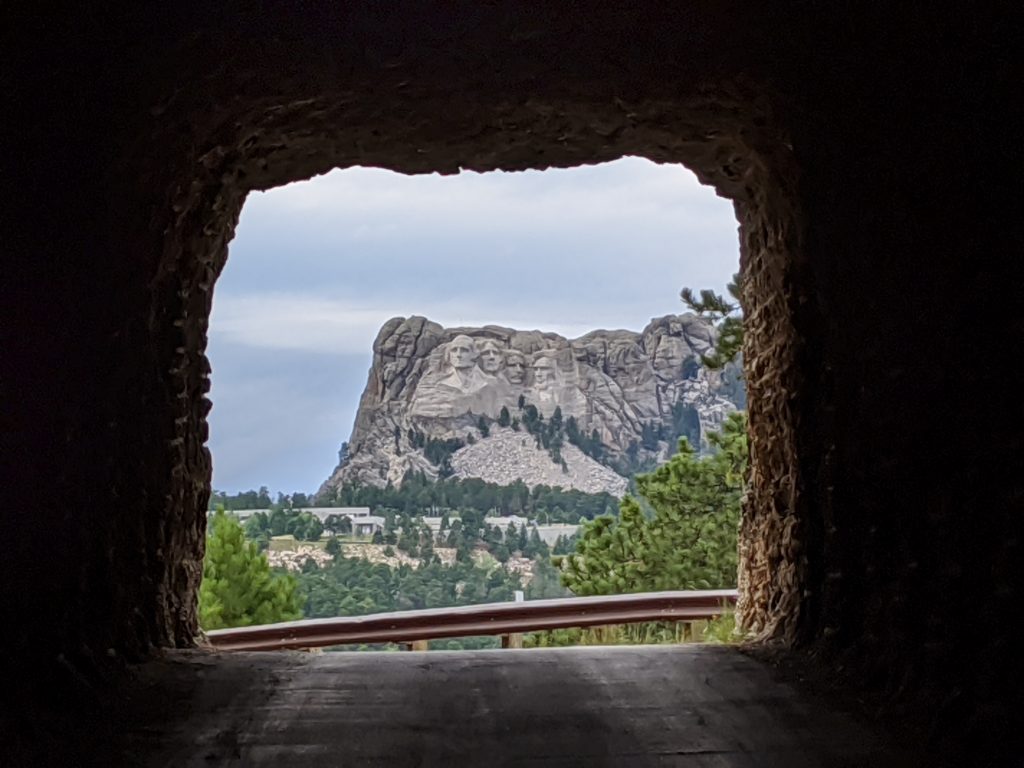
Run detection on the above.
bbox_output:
[319,314,745,495]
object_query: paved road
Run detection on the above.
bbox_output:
[114,645,908,767]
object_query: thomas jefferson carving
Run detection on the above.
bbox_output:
[478,339,504,374]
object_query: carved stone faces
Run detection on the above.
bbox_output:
[505,350,526,385]
[478,340,504,374]
[531,351,559,390]
[447,335,478,370]
[355,315,742,492]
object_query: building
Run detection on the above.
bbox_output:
[484,515,530,531]
[533,524,581,546]
[226,507,383,537]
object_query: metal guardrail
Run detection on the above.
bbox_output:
[205,590,738,651]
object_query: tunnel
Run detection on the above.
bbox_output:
[3,4,1021,764]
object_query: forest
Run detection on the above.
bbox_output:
[213,474,619,524]
[200,413,745,648]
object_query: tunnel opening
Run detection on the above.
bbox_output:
[8,65,810,664]
[202,157,746,635]
[193,117,798,647]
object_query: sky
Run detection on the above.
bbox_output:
[207,157,740,495]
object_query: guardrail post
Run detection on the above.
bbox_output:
[502,590,525,649]
[690,619,708,642]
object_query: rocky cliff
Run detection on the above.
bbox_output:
[319,315,744,495]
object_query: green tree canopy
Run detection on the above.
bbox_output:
[199,508,304,630]
[680,273,744,370]
[556,412,747,595]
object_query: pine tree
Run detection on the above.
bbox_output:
[680,273,744,370]
[199,509,303,630]
[555,413,747,594]
[566,415,581,445]
[498,406,511,428]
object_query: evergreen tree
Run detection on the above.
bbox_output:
[477,416,490,438]
[523,404,539,430]
[199,509,303,630]
[550,406,563,434]
[438,456,455,479]
[527,556,571,599]
[566,415,580,445]
[680,273,744,370]
[243,511,270,539]
[498,406,511,428]
[556,413,747,595]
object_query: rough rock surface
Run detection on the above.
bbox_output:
[450,429,629,496]
[320,315,743,492]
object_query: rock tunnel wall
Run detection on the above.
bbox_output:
[4,3,1021,737]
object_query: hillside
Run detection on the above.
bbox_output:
[449,428,628,496]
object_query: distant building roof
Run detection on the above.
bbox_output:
[485,515,530,529]
[227,508,270,521]
[224,507,372,523]
[295,507,371,522]
[534,524,581,545]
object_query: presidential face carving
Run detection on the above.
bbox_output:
[478,340,504,374]
[447,335,478,370]
[532,352,558,390]
[505,350,526,385]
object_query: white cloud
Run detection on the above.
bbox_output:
[241,157,733,240]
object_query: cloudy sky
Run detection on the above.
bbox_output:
[207,157,739,494]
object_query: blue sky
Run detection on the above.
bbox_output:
[207,157,739,494]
